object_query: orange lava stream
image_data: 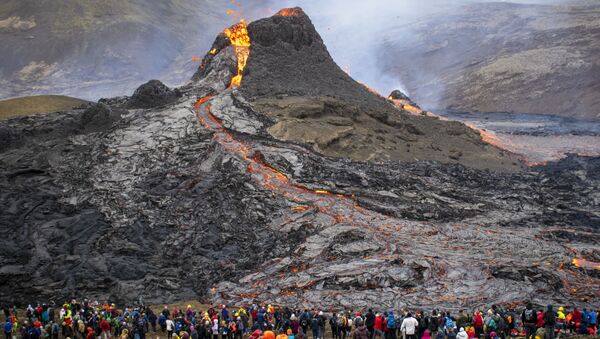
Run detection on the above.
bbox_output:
[572,258,600,270]
[465,123,509,149]
[192,94,382,233]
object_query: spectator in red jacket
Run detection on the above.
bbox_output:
[572,309,582,325]
[374,314,384,339]
[473,311,484,339]
[100,318,111,339]
[536,310,545,328]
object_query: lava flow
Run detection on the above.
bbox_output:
[193,93,372,222]
[224,19,250,88]
[572,258,600,270]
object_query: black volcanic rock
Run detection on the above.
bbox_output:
[126,80,181,109]
[388,90,411,101]
[0,8,598,309]
[80,103,123,131]
[242,8,395,117]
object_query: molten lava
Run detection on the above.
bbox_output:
[465,123,507,149]
[572,258,600,270]
[224,19,250,88]
[277,8,303,17]
[403,104,422,115]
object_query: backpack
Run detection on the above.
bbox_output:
[446,318,455,329]
[3,322,11,333]
[387,316,396,329]
[300,316,308,327]
[429,317,439,331]
[488,318,496,331]
[523,310,535,323]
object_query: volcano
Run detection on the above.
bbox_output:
[0,8,598,309]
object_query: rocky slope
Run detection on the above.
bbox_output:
[379,2,600,120]
[0,8,598,310]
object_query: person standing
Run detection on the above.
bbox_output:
[310,314,320,339]
[100,317,111,339]
[456,312,468,332]
[387,312,397,339]
[300,311,310,336]
[330,313,339,339]
[521,303,537,339]
[352,320,370,339]
[318,312,326,339]
[401,314,419,339]
[166,318,175,339]
[365,310,375,339]
[543,306,556,339]
[3,319,12,339]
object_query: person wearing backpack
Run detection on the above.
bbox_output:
[521,303,537,339]
[487,316,497,336]
[387,311,397,339]
[3,319,12,339]
[352,320,370,339]
[318,312,326,339]
[444,315,456,335]
[300,311,310,335]
[330,313,339,339]
[429,312,440,338]
[310,316,320,339]
[494,314,506,339]
[339,313,349,339]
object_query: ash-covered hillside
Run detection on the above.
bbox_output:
[0,8,598,309]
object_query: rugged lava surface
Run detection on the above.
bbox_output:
[0,8,598,309]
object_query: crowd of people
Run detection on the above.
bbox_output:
[2,301,598,339]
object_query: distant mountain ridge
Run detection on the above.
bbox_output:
[379,2,600,120]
